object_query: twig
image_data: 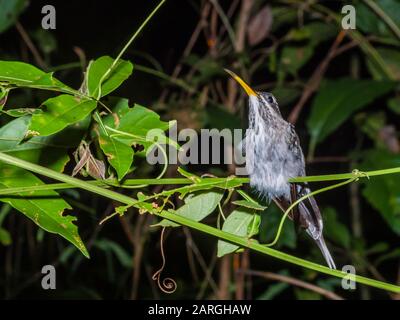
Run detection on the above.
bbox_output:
[226,0,253,111]
[288,30,346,124]
[159,2,211,103]
[15,22,47,70]
[218,255,231,299]
[238,269,344,300]
[182,227,220,298]
[209,0,236,49]
[184,227,200,283]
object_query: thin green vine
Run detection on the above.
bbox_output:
[0,151,399,293]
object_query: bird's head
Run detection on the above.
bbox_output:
[224,69,281,117]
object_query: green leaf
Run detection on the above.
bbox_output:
[118,104,170,137]
[217,207,255,257]
[29,94,97,136]
[0,165,89,257]
[286,22,337,46]
[97,98,133,180]
[98,132,133,180]
[356,0,400,40]
[367,48,400,80]
[323,207,351,248]
[257,270,290,300]
[0,227,11,246]
[1,108,36,117]
[0,86,8,108]
[355,112,386,145]
[271,6,297,32]
[388,97,400,114]
[280,45,314,76]
[307,79,395,152]
[0,115,89,171]
[205,104,241,131]
[375,248,400,266]
[32,29,57,55]
[101,97,131,127]
[87,56,133,99]
[366,242,389,255]
[158,191,224,227]
[0,0,27,33]
[359,149,400,235]
[295,288,321,300]
[247,213,261,238]
[316,278,342,291]
[93,239,132,268]
[271,87,301,107]
[97,101,176,180]
[257,282,289,300]
[113,104,176,152]
[0,60,72,91]
[232,200,267,211]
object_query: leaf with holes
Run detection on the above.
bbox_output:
[29,94,97,136]
[0,165,89,257]
[117,105,178,153]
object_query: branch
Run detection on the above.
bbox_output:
[0,152,400,293]
[238,269,344,300]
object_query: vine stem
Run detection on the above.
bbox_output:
[266,178,356,247]
[96,0,167,98]
[1,166,400,196]
[0,151,400,293]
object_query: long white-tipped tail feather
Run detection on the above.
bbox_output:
[315,236,336,269]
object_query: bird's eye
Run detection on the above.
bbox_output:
[266,95,274,104]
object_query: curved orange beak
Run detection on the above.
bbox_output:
[224,69,257,96]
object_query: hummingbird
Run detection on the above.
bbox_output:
[226,69,336,269]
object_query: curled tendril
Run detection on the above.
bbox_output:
[152,227,177,294]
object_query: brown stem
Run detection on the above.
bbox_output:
[238,269,345,300]
[288,30,347,124]
[218,255,231,299]
[159,2,211,103]
[15,22,47,70]
[226,0,254,111]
